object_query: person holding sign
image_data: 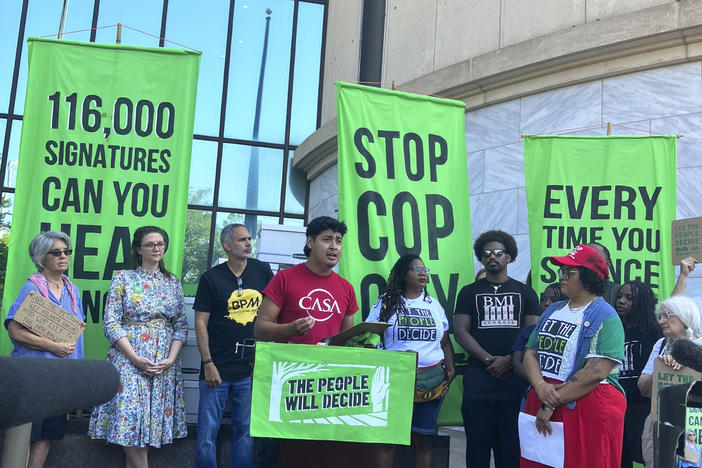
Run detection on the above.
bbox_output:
[366,253,456,468]
[521,244,626,467]
[615,280,662,468]
[4,231,85,468]
[680,430,702,467]
[637,295,701,468]
[88,226,188,467]
[454,230,540,468]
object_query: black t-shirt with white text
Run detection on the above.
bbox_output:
[619,324,663,405]
[455,278,540,401]
[193,259,273,381]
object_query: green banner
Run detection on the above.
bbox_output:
[250,342,416,444]
[336,81,472,426]
[1,39,200,358]
[524,135,677,299]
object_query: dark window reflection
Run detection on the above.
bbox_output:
[218,143,283,212]
[13,0,93,114]
[224,1,293,143]
[290,1,324,145]
[166,0,227,135]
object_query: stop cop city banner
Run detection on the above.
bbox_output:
[1,38,200,358]
[250,342,416,444]
[336,81,472,426]
[524,135,677,300]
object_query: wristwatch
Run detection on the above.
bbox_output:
[202,359,213,365]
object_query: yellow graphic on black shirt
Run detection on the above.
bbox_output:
[227,289,262,325]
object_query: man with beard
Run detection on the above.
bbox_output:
[454,230,540,468]
[194,224,273,468]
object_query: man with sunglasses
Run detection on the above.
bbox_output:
[193,223,274,468]
[454,230,540,468]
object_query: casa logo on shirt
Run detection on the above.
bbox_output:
[227,289,263,325]
[476,292,521,328]
[299,288,341,321]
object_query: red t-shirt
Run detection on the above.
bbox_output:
[263,262,358,344]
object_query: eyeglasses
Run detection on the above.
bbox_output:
[141,242,167,251]
[47,249,72,257]
[658,309,677,321]
[411,266,430,274]
[557,268,579,279]
[481,249,504,260]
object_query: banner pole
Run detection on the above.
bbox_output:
[607,122,612,135]
[116,23,122,44]
[58,0,69,39]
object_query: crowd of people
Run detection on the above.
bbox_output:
[4,219,702,468]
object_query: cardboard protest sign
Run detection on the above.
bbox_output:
[672,217,702,264]
[651,359,701,422]
[524,135,677,299]
[1,38,200,358]
[251,342,416,445]
[13,291,85,343]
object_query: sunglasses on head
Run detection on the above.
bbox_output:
[481,249,504,259]
[47,249,72,257]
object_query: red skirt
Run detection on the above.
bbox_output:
[520,378,626,468]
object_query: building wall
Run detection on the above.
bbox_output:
[306,0,702,298]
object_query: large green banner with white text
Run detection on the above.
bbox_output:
[1,38,200,358]
[524,135,676,300]
[336,81,472,426]
[250,342,416,444]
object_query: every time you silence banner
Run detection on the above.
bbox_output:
[524,135,677,301]
[1,38,201,359]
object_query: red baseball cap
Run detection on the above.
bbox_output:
[549,244,609,279]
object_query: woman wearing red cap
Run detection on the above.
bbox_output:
[520,244,626,467]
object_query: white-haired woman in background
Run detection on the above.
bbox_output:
[638,295,701,468]
[4,231,85,468]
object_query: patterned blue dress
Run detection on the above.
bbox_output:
[88,267,188,447]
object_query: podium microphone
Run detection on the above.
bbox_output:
[0,357,120,430]
[671,339,702,373]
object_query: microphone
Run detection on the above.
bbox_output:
[0,357,120,430]
[671,339,702,373]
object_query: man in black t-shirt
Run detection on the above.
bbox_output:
[194,224,273,468]
[454,230,540,468]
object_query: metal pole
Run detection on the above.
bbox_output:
[58,0,69,39]
[244,8,272,234]
[116,23,122,44]
[0,422,31,468]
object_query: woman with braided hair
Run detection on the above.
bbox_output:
[366,253,455,468]
[615,280,663,468]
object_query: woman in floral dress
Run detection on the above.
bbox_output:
[89,226,188,468]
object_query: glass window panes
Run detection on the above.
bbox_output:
[284,151,306,214]
[166,0,227,135]
[289,1,324,145]
[0,192,13,233]
[13,0,94,114]
[188,139,218,206]
[0,1,22,113]
[4,120,21,188]
[218,143,283,212]
[95,0,163,48]
[182,208,212,286]
[224,1,293,143]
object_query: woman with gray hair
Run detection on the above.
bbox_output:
[638,295,701,468]
[3,230,85,468]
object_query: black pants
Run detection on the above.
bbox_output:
[621,401,649,468]
[462,398,520,468]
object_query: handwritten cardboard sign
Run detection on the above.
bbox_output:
[672,217,702,265]
[12,291,85,344]
[651,359,702,422]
